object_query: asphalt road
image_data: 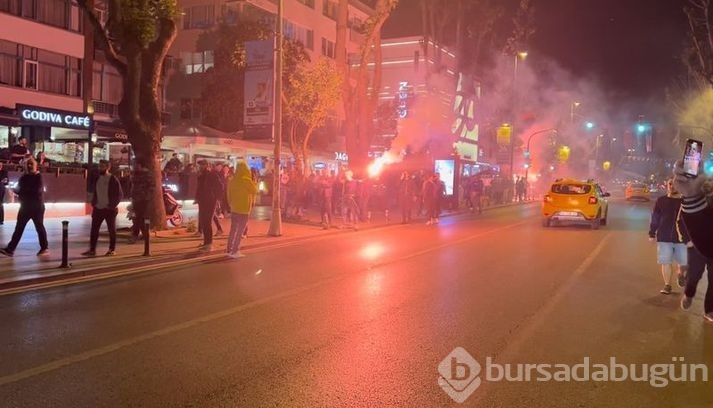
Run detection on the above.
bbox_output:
[0,197,711,407]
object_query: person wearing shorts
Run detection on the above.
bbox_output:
[649,179,690,295]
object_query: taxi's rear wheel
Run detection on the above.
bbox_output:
[600,210,608,226]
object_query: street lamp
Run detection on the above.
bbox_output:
[510,51,528,179]
[524,128,558,182]
[570,101,580,124]
[87,101,95,167]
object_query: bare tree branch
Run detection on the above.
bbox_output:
[76,0,128,76]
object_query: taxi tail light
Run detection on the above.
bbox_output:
[588,197,598,204]
[544,195,553,203]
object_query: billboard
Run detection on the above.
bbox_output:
[435,159,456,195]
[244,39,274,139]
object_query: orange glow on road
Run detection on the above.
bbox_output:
[360,243,386,260]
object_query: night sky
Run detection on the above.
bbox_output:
[383,0,690,105]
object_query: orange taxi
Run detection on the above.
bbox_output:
[542,178,610,229]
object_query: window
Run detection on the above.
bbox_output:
[37,49,67,94]
[183,5,215,30]
[181,51,214,75]
[37,0,69,29]
[10,0,80,31]
[21,0,37,18]
[0,0,21,14]
[321,38,335,58]
[552,184,591,195]
[24,60,38,90]
[322,0,337,20]
[296,0,314,8]
[0,40,20,86]
[306,30,314,50]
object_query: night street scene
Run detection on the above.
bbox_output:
[2,0,713,406]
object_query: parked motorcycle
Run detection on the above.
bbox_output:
[127,187,183,227]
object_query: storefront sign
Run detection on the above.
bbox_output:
[335,151,348,161]
[17,104,93,130]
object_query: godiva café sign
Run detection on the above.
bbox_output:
[17,104,93,130]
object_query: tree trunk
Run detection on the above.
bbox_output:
[118,48,168,229]
[301,126,314,176]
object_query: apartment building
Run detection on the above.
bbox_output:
[374,36,462,153]
[0,0,130,166]
[164,0,374,161]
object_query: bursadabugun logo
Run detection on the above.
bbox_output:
[439,347,709,403]
[438,347,482,403]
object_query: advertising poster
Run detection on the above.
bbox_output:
[435,159,455,195]
[244,70,273,126]
[244,39,274,139]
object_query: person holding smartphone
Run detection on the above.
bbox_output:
[673,148,713,322]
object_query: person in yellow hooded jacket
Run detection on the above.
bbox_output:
[226,161,258,258]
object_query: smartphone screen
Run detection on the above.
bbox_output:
[683,138,703,177]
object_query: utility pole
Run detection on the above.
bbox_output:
[267,0,283,237]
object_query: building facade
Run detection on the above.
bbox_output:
[164,0,373,170]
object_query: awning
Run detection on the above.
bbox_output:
[161,123,230,139]
[94,120,129,143]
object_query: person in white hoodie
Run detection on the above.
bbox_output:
[226,161,258,258]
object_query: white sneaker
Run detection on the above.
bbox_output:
[705,313,713,323]
[228,252,246,259]
[199,244,213,252]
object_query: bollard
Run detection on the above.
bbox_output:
[142,218,150,256]
[384,209,390,223]
[59,220,71,268]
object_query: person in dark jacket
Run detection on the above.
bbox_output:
[673,161,713,257]
[648,179,690,295]
[673,160,713,322]
[0,159,48,256]
[0,161,8,225]
[82,160,123,256]
[195,160,224,251]
[128,158,154,244]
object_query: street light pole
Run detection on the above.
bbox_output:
[570,101,580,125]
[524,128,558,182]
[267,0,283,237]
[509,51,528,180]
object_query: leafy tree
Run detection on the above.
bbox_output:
[197,21,271,132]
[336,0,399,175]
[283,58,343,172]
[196,22,309,133]
[77,0,178,227]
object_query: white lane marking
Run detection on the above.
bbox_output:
[469,232,612,402]
[0,218,529,386]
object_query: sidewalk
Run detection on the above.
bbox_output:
[0,201,531,292]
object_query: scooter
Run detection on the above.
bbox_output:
[127,187,184,227]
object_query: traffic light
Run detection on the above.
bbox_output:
[637,124,646,133]
[585,121,594,130]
